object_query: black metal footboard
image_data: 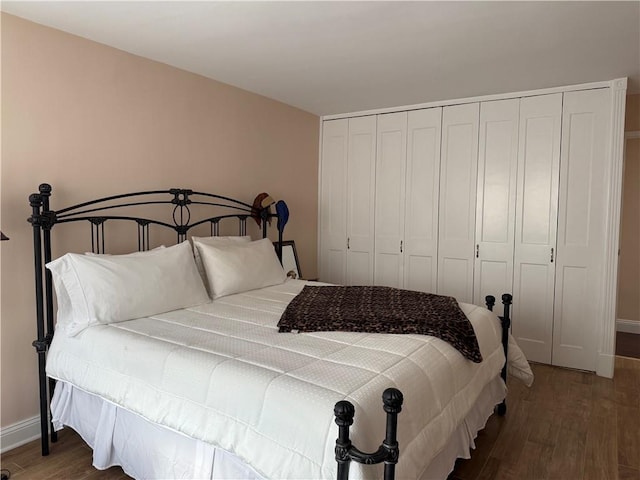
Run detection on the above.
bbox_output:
[334,388,404,480]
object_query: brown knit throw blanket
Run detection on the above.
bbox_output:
[278,285,482,363]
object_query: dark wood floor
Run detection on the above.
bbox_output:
[616,332,640,359]
[450,356,640,480]
[1,357,639,480]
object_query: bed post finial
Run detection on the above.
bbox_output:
[334,400,355,427]
[382,388,403,414]
[29,193,43,208]
[334,400,355,480]
[485,295,496,312]
[39,183,52,195]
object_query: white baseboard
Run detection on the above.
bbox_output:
[617,318,640,334]
[0,415,41,453]
[596,352,615,378]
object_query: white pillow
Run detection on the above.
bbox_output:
[47,241,210,336]
[195,238,286,299]
[190,235,251,285]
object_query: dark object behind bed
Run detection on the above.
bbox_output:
[28,183,287,456]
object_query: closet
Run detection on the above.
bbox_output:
[318,79,626,375]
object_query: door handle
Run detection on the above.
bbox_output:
[476,244,479,258]
[347,238,350,250]
[550,247,554,263]
[400,240,403,253]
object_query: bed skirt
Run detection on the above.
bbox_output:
[50,377,506,480]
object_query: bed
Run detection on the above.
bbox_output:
[29,184,533,480]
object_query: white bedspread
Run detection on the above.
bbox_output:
[46,280,519,480]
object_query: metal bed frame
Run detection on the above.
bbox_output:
[29,183,512,479]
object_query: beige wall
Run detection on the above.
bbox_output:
[0,14,319,428]
[618,94,640,322]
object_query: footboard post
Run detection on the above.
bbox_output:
[334,401,355,480]
[334,388,404,480]
[40,185,58,444]
[499,294,512,383]
[381,388,403,480]
[485,294,512,416]
[485,295,495,312]
[29,193,49,456]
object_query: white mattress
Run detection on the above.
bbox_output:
[46,279,512,480]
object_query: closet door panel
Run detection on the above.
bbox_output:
[347,116,377,285]
[474,99,519,304]
[374,112,407,288]
[512,93,562,364]
[515,262,555,360]
[476,260,510,304]
[319,119,348,284]
[406,257,435,293]
[552,88,610,371]
[438,103,479,303]
[440,258,470,302]
[404,107,442,292]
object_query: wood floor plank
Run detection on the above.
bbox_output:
[618,404,640,469]
[615,357,640,408]
[592,374,617,418]
[526,402,561,447]
[512,440,554,480]
[584,413,618,480]
[478,399,532,479]
[0,461,25,477]
[547,407,588,480]
[475,456,505,480]
[619,464,640,480]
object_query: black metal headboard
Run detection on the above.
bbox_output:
[27,183,289,456]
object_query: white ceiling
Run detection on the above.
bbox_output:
[3,1,639,116]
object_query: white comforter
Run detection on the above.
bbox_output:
[46,280,524,480]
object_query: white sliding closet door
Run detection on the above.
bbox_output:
[346,116,377,285]
[438,103,479,303]
[474,99,520,305]
[404,108,442,292]
[552,88,610,371]
[319,119,348,284]
[374,112,407,288]
[512,93,562,364]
